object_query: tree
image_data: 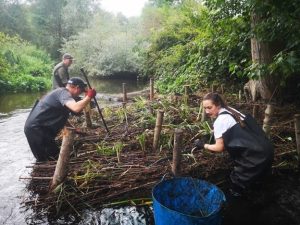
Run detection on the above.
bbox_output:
[205,0,300,102]
[28,0,97,59]
[62,10,143,77]
[29,0,66,59]
[62,0,99,37]
[0,0,32,41]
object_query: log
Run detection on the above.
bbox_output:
[50,127,75,191]
[152,110,164,151]
[172,129,183,176]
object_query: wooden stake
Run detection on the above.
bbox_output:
[184,85,189,96]
[221,84,225,94]
[152,110,164,151]
[172,129,183,177]
[201,102,207,122]
[238,90,242,102]
[50,127,75,191]
[122,83,127,102]
[294,114,300,160]
[252,104,259,119]
[196,100,203,121]
[84,103,92,128]
[122,102,129,134]
[263,104,273,137]
[150,78,154,101]
[148,101,154,115]
[183,85,190,105]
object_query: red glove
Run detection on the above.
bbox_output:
[86,88,96,98]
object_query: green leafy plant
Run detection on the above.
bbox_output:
[0,32,52,93]
[96,142,115,156]
[136,132,146,152]
[113,142,124,163]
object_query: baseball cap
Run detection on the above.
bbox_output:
[67,77,87,91]
[63,53,74,60]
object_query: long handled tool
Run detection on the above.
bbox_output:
[80,67,110,134]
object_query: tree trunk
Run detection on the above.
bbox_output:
[244,11,274,102]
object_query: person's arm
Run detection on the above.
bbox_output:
[204,138,224,152]
[65,95,92,113]
[55,67,68,87]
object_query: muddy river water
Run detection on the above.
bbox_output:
[1,78,300,225]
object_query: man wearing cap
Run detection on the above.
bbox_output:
[24,77,96,161]
[52,53,74,89]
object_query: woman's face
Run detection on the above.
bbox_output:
[203,99,221,118]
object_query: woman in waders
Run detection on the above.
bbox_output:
[194,92,274,196]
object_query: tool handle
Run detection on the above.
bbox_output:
[80,68,110,133]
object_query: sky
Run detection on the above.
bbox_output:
[100,0,149,17]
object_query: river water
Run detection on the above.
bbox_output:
[0,78,150,225]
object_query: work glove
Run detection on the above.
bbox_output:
[193,139,205,150]
[86,88,96,98]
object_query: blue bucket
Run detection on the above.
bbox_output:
[152,177,226,225]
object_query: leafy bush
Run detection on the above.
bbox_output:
[62,12,143,78]
[140,1,250,94]
[0,32,52,93]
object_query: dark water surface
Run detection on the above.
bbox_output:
[221,169,300,225]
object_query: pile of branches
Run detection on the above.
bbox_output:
[22,92,298,218]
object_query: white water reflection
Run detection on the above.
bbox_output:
[79,207,153,225]
[0,109,34,225]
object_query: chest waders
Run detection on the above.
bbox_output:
[220,112,274,189]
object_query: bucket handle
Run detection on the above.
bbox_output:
[159,172,174,183]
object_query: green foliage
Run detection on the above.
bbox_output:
[0,32,52,93]
[95,141,124,163]
[62,12,143,78]
[204,0,300,88]
[141,0,300,96]
[141,0,250,94]
[96,142,115,156]
[0,1,33,41]
[136,132,146,152]
[1,0,299,97]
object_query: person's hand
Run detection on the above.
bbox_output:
[86,88,96,98]
[193,139,205,150]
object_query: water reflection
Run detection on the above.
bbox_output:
[78,206,153,225]
[0,78,147,114]
[0,92,45,114]
[89,78,147,94]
